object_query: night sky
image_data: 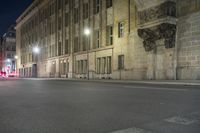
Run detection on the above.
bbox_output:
[0,0,33,36]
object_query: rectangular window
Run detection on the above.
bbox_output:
[49,45,52,57]
[66,60,69,73]
[107,56,112,74]
[83,36,87,51]
[76,61,78,74]
[65,39,69,54]
[97,58,101,74]
[81,60,84,74]
[95,29,100,48]
[63,61,66,74]
[118,55,124,70]
[65,12,69,27]
[106,0,113,8]
[83,3,89,19]
[58,17,62,30]
[65,0,69,5]
[74,37,79,52]
[74,8,79,23]
[83,60,87,74]
[94,0,100,14]
[58,0,62,9]
[78,61,81,74]
[102,57,106,74]
[52,45,56,57]
[107,25,113,45]
[118,22,124,38]
[60,60,63,75]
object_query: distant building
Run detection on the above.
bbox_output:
[16,0,200,80]
[0,37,3,70]
[1,25,16,74]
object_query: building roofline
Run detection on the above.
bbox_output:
[16,0,41,24]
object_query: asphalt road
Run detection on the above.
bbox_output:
[0,79,200,133]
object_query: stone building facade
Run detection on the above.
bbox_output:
[16,0,200,80]
[1,25,16,74]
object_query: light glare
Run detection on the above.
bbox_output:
[33,46,40,54]
[7,59,11,62]
[84,28,90,36]
[14,55,18,59]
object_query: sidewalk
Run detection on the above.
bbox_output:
[13,77,200,86]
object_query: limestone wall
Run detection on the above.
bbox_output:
[177,11,200,79]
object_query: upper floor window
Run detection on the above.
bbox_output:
[107,25,113,45]
[95,29,100,48]
[58,17,62,30]
[58,0,62,9]
[106,0,113,8]
[65,0,69,5]
[83,3,89,19]
[94,0,100,14]
[74,37,79,52]
[65,39,69,54]
[65,12,69,27]
[118,22,125,38]
[74,8,79,23]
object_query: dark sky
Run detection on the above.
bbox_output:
[0,0,33,36]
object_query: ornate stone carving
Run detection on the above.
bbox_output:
[160,23,176,49]
[138,23,176,52]
[138,1,176,25]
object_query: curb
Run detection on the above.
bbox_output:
[10,78,200,86]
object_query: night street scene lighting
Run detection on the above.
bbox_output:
[33,46,40,54]
[14,55,18,59]
[0,0,200,133]
[84,28,90,80]
[84,28,91,36]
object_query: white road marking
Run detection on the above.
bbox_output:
[109,127,152,133]
[165,111,200,125]
[165,116,197,125]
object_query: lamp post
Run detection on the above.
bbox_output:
[33,46,40,78]
[84,28,90,80]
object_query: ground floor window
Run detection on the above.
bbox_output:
[76,60,87,74]
[51,61,56,75]
[60,59,69,75]
[118,55,124,70]
[96,56,112,74]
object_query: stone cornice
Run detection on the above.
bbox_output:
[16,0,41,24]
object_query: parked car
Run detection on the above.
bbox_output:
[0,71,7,77]
[8,72,16,77]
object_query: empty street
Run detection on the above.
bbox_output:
[0,79,200,133]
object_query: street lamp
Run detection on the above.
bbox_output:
[6,59,11,62]
[33,46,40,54]
[84,28,90,36]
[14,55,18,59]
[84,28,90,80]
